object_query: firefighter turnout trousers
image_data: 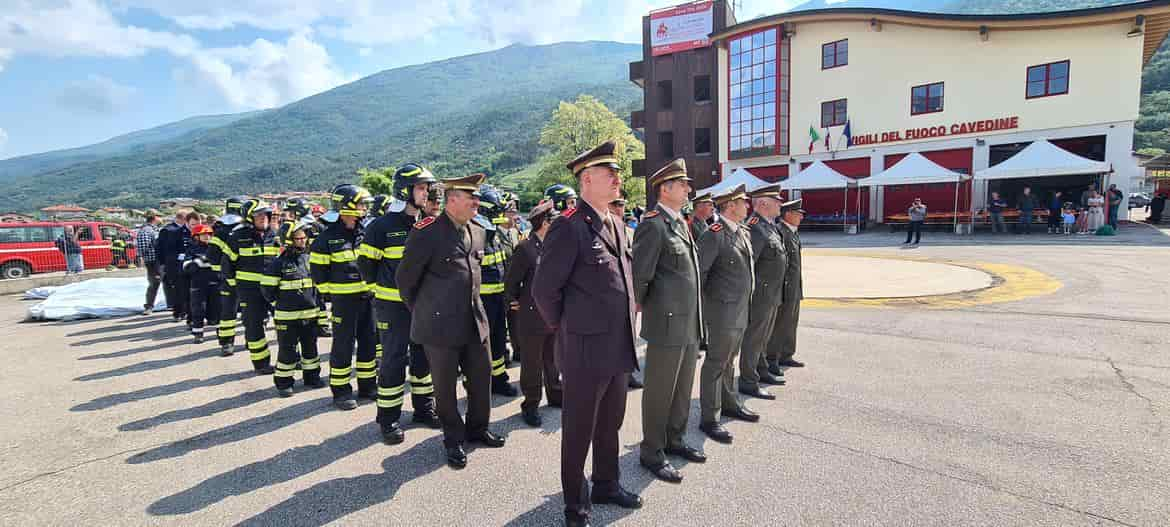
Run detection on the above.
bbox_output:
[189,279,221,337]
[481,291,511,386]
[274,318,321,389]
[329,295,377,398]
[374,299,435,424]
[218,285,241,347]
[239,287,272,370]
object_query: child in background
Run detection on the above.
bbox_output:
[1076,205,1090,234]
[1061,203,1076,235]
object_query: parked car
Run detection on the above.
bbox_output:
[0,221,137,279]
[1129,192,1152,209]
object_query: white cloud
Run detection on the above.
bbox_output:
[0,0,198,59]
[56,74,138,114]
[0,48,11,73]
[358,47,372,57]
[0,128,8,153]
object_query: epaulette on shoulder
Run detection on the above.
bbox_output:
[562,207,578,218]
[643,210,660,219]
[709,223,723,232]
[748,217,760,226]
[413,216,436,229]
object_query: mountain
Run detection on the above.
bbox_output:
[0,111,264,181]
[1,41,642,211]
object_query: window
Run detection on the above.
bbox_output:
[694,128,711,155]
[100,226,119,241]
[822,39,848,69]
[821,99,847,127]
[911,82,944,115]
[76,226,94,241]
[729,28,780,157]
[658,80,673,109]
[1026,60,1069,98]
[659,131,675,159]
[0,227,51,244]
[693,75,711,103]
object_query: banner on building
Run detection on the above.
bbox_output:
[651,1,714,56]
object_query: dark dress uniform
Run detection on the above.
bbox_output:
[260,246,322,392]
[357,208,437,430]
[395,210,494,451]
[221,223,279,372]
[633,159,705,473]
[208,221,241,351]
[503,228,562,413]
[697,193,755,430]
[476,217,514,391]
[157,221,190,321]
[532,142,639,520]
[768,202,804,368]
[739,187,789,393]
[310,221,377,402]
[183,239,221,341]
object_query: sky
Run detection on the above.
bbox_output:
[0,0,793,160]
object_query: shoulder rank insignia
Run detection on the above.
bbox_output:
[643,210,660,219]
[748,217,759,226]
[562,207,578,218]
[413,216,436,229]
[709,223,723,232]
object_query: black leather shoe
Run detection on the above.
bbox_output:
[640,459,683,483]
[739,385,776,400]
[699,422,733,444]
[381,422,404,445]
[492,381,519,397]
[628,376,644,390]
[254,365,275,375]
[333,397,358,411]
[220,344,235,357]
[780,359,805,368]
[275,387,294,398]
[723,406,760,423]
[591,486,643,509]
[767,362,783,377]
[469,430,506,448]
[446,445,467,469]
[759,371,787,386]
[411,411,443,429]
[665,444,707,463]
[303,376,325,389]
[564,510,591,527]
[522,408,543,427]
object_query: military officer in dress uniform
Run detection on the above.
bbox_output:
[767,199,806,371]
[689,192,715,240]
[532,141,643,527]
[395,173,505,469]
[696,184,761,444]
[739,184,788,399]
[633,158,707,483]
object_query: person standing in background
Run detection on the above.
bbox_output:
[905,198,926,245]
[1017,186,1035,234]
[138,213,163,315]
[56,225,84,275]
[156,210,189,322]
[1047,191,1063,234]
[988,192,1007,234]
[1107,184,1123,229]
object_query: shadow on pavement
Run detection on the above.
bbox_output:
[66,317,173,338]
[126,395,334,465]
[74,348,219,382]
[77,337,191,361]
[148,422,381,516]
[71,325,188,347]
[118,387,276,431]
[71,371,255,411]
[232,436,447,527]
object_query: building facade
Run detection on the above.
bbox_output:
[705,2,1170,222]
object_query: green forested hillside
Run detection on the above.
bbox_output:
[1,42,641,210]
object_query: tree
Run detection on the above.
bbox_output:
[530,95,646,207]
[357,167,396,195]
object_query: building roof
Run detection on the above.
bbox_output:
[711,0,1170,66]
[40,204,90,212]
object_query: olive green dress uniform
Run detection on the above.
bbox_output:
[767,201,804,368]
[697,188,754,424]
[739,186,789,391]
[633,158,705,468]
[689,193,713,240]
[395,177,494,450]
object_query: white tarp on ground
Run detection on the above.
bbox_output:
[975,139,1110,180]
[862,152,968,186]
[697,167,771,196]
[27,277,166,321]
[23,286,57,300]
[782,160,855,190]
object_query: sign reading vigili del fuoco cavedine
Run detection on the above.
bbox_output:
[850,116,1020,147]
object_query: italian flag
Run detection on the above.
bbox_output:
[808,125,821,154]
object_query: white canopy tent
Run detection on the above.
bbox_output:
[975,139,1110,180]
[782,160,859,231]
[696,167,771,196]
[864,152,970,230]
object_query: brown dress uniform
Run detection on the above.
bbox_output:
[633,159,705,468]
[395,211,493,449]
[532,143,638,518]
[697,192,754,424]
[503,226,563,412]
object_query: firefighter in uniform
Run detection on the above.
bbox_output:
[545,183,578,212]
[368,195,391,221]
[278,197,331,338]
[261,220,325,397]
[475,185,519,397]
[311,184,377,411]
[357,163,442,444]
[108,235,131,270]
[221,199,278,374]
[208,197,247,356]
[183,224,221,344]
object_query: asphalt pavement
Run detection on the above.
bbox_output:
[1,229,1168,526]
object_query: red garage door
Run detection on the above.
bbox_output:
[798,157,870,220]
[882,148,973,220]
